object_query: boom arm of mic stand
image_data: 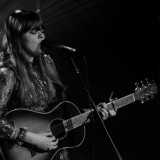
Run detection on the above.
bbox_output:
[70,55,123,160]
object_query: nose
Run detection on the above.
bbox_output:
[38,31,45,40]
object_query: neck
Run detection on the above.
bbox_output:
[21,50,34,63]
[25,54,34,63]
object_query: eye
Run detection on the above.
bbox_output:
[40,29,44,33]
[30,29,37,34]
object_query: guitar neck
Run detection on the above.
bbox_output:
[111,93,135,110]
[64,93,136,132]
[64,109,92,132]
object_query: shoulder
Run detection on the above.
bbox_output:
[0,67,16,84]
[0,51,17,85]
[0,53,16,78]
[0,51,17,79]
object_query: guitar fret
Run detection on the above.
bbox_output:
[106,102,114,110]
[113,94,135,110]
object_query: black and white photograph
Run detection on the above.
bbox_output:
[0,1,158,160]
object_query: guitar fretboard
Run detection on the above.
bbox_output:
[63,94,135,132]
[63,109,92,132]
[112,93,135,110]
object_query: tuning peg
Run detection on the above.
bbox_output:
[135,82,140,91]
[145,97,150,101]
[135,82,139,86]
[140,80,145,87]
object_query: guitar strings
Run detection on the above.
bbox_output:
[49,121,67,136]
[49,111,90,137]
[51,122,84,137]
[49,113,89,136]
[51,123,65,132]
[49,120,78,137]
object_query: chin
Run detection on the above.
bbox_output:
[36,48,43,55]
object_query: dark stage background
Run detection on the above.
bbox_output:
[0,0,158,160]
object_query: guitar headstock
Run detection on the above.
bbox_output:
[134,79,158,103]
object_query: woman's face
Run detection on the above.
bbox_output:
[21,27,45,59]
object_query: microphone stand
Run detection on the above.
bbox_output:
[70,54,123,160]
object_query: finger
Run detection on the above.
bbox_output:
[50,136,57,141]
[100,108,108,120]
[109,110,116,116]
[44,132,53,136]
[48,145,58,151]
[97,102,105,108]
[51,139,58,145]
[51,145,57,149]
[102,103,107,108]
[101,108,108,115]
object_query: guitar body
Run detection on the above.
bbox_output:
[1,80,157,160]
[1,101,86,160]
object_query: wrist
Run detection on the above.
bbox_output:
[10,127,20,140]
[16,128,27,145]
[22,131,36,145]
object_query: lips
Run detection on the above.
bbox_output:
[39,43,43,50]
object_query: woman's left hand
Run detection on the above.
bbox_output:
[97,102,116,120]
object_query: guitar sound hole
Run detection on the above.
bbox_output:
[50,119,66,139]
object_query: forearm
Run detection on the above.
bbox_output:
[0,118,35,146]
[18,130,34,144]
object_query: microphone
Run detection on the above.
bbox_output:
[41,39,76,53]
[59,45,76,52]
[42,39,83,74]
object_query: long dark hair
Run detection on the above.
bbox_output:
[2,9,64,103]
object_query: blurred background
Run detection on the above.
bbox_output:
[0,0,158,160]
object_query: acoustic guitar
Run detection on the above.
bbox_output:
[1,80,157,160]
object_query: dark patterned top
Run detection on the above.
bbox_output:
[0,53,65,139]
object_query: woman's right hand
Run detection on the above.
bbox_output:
[23,131,58,151]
